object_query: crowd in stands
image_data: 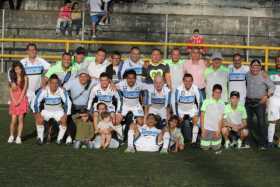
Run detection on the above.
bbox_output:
[6,42,280,154]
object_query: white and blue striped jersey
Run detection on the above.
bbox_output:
[87,84,121,112]
[148,86,171,109]
[118,58,144,81]
[135,125,161,146]
[32,86,71,115]
[174,84,200,118]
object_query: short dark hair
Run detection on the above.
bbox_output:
[99,72,110,79]
[183,73,193,81]
[230,91,240,98]
[97,102,107,110]
[26,43,37,51]
[250,59,261,66]
[101,111,111,119]
[62,51,72,58]
[151,48,163,55]
[124,69,137,79]
[49,74,59,81]
[96,48,107,54]
[233,53,241,60]
[193,29,199,33]
[79,108,88,114]
[130,47,140,52]
[212,84,222,92]
[75,47,87,55]
[168,115,180,123]
[171,47,180,53]
[111,51,121,57]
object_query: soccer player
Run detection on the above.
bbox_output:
[32,74,72,145]
[222,91,249,149]
[174,73,200,145]
[9,43,50,104]
[125,114,170,153]
[147,75,171,129]
[204,52,229,102]
[267,56,280,148]
[228,53,249,104]
[200,84,225,151]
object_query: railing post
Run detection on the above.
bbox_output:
[264,48,269,71]
[246,16,250,63]
[81,0,86,41]
[164,14,169,59]
[65,41,70,52]
[1,9,5,73]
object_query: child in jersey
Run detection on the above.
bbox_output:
[222,91,249,149]
[73,108,94,149]
[167,116,184,152]
[8,62,29,144]
[125,114,170,153]
[97,112,115,149]
[200,84,225,151]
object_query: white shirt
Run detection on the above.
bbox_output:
[88,0,104,15]
[85,58,110,79]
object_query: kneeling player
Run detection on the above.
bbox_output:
[33,74,71,144]
[222,91,249,149]
[125,114,170,153]
[200,84,225,151]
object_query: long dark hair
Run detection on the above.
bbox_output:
[9,62,26,89]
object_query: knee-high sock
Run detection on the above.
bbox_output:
[268,123,276,143]
[127,130,134,148]
[57,125,67,141]
[114,124,123,140]
[162,132,170,149]
[36,125,44,141]
[192,126,199,143]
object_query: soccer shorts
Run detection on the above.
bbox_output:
[149,107,167,120]
[41,110,64,122]
[268,96,280,121]
[121,104,144,117]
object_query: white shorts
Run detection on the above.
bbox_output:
[121,104,144,117]
[177,108,198,119]
[41,110,64,122]
[134,137,161,152]
[268,96,280,121]
[149,107,167,119]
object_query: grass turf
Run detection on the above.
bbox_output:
[1,106,280,187]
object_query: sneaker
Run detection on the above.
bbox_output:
[36,138,43,145]
[7,136,14,144]
[56,139,63,145]
[15,137,22,144]
[73,141,81,149]
[224,140,230,149]
[259,146,267,151]
[124,146,135,153]
[240,144,251,149]
[66,136,72,145]
[91,34,97,39]
[230,140,237,147]
[99,22,105,26]
[160,148,168,154]
[237,139,242,149]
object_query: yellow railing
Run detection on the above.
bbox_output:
[1,38,280,70]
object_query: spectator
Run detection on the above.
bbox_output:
[8,62,28,144]
[106,51,122,84]
[71,2,82,37]
[267,56,280,148]
[56,1,72,35]
[204,52,229,103]
[228,53,249,104]
[183,48,207,100]
[99,0,112,25]
[88,0,105,38]
[245,59,275,150]
[200,84,225,151]
[187,29,207,54]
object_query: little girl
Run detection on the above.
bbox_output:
[96,112,114,149]
[167,115,184,152]
[8,62,29,144]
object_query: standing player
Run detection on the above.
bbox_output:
[200,84,225,151]
[222,91,249,149]
[174,73,200,145]
[32,74,72,145]
[147,76,171,129]
[268,56,280,148]
[228,53,249,104]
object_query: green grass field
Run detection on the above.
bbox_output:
[1,106,280,187]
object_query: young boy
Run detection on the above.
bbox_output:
[97,112,114,149]
[200,84,225,151]
[73,108,94,149]
[222,91,249,149]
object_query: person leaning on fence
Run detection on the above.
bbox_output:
[245,59,275,150]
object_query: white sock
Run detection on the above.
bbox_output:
[36,125,44,141]
[127,130,134,148]
[57,125,67,141]
[162,132,170,149]
[192,126,199,143]
[114,125,123,140]
[268,123,276,143]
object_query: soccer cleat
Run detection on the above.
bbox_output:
[36,138,43,145]
[124,147,135,153]
[15,137,22,144]
[7,136,14,144]
[160,148,168,154]
[237,139,242,149]
[224,140,230,149]
[66,136,72,145]
[259,146,267,151]
[73,141,81,149]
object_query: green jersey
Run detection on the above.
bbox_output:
[224,103,247,126]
